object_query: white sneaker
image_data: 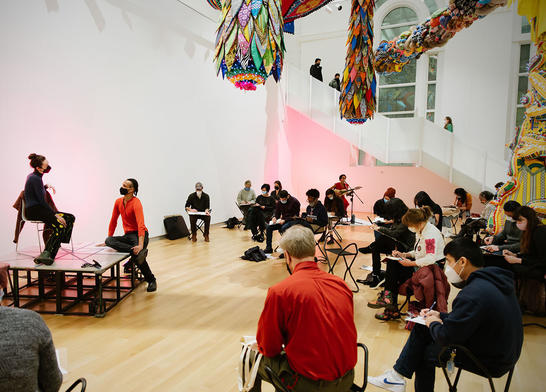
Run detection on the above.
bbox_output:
[368,369,406,392]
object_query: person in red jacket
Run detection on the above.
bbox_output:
[250,225,357,391]
[104,178,156,292]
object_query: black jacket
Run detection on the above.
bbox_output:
[373,198,389,219]
[516,224,546,279]
[24,171,54,213]
[324,196,345,218]
[274,196,300,220]
[430,267,523,377]
[309,64,323,82]
[185,192,210,212]
[378,223,415,252]
[302,201,328,227]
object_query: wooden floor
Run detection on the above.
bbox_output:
[43,215,545,392]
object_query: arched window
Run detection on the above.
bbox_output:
[377,6,418,118]
[381,7,418,40]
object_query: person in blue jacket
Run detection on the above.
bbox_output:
[368,238,523,392]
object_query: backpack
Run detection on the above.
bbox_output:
[163,215,190,240]
[241,246,267,262]
[225,217,240,229]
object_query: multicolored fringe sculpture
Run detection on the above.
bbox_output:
[339,0,376,124]
[492,38,546,230]
[282,0,334,23]
[206,0,222,10]
[374,0,507,74]
[215,0,285,91]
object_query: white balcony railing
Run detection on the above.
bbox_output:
[281,63,508,193]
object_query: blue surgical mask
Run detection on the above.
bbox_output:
[244,187,250,191]
[383,198,388,203]
[262,191,267,195]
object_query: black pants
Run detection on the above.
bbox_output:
[105,231,155,283]
[25,205,75,259]
[190,215,210,236]
[247,207,270,236]
[239,204,251,227]
[393,324,480,392]
[384,258,415,306]
[371,234,398,275]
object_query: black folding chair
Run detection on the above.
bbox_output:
[437,345,516,392]
[326,241,360,293]
[264,343,368,391]
[328,215,343,242]
[312,224,328,263]
[186,210,211,240]
[236,202,252,229]
[65,378,87,392]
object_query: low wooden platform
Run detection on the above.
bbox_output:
[1,243,142,317]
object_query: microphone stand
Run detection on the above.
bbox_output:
[347,186,364,224]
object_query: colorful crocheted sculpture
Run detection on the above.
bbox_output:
[212,0,332,90]
[339,0,376,124]
[282,0,334,24]
[374,0,508,74]
[215,0,285,91]
[492,1,546,231]
[206,0,222,10]
[493,44,546,230]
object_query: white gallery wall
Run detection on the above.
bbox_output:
[285,0,520,164]
[0,0,277,251]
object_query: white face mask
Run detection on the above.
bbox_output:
[505,216,514,222]
[328,196,334,200]
[516,221,527,231]
[280,199,287,204]
[408,227,417,233]
[445,261,464,284]
[196,190,202,197]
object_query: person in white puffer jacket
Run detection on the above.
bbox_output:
[367,207,445,321]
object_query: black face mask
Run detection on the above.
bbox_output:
[119,187,129,195]
[43,165,51,173]
[451,281,466,289]
[274,186,280,190]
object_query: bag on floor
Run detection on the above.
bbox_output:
[238,336,263,392]
[241,246,267,262]
[225,217,240,229]
[163,215,190,240]
[518,278,546,316]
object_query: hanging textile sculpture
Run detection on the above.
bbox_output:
[492,2,546,230]
[214,0,284,91]
[374,0,508,74]
[211,0,332,90]
[339,0,376,124]
[207,0,222,10]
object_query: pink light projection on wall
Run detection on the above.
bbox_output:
[267,107,477,214]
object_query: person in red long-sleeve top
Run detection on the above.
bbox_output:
[250,225,357,392]
[104,178,156,292]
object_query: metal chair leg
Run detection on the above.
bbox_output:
[36,223,42,253]
[504,367,515,392]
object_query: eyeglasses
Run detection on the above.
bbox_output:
[81,259,102,269]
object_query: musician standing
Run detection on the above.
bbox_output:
[331,174,350,214]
